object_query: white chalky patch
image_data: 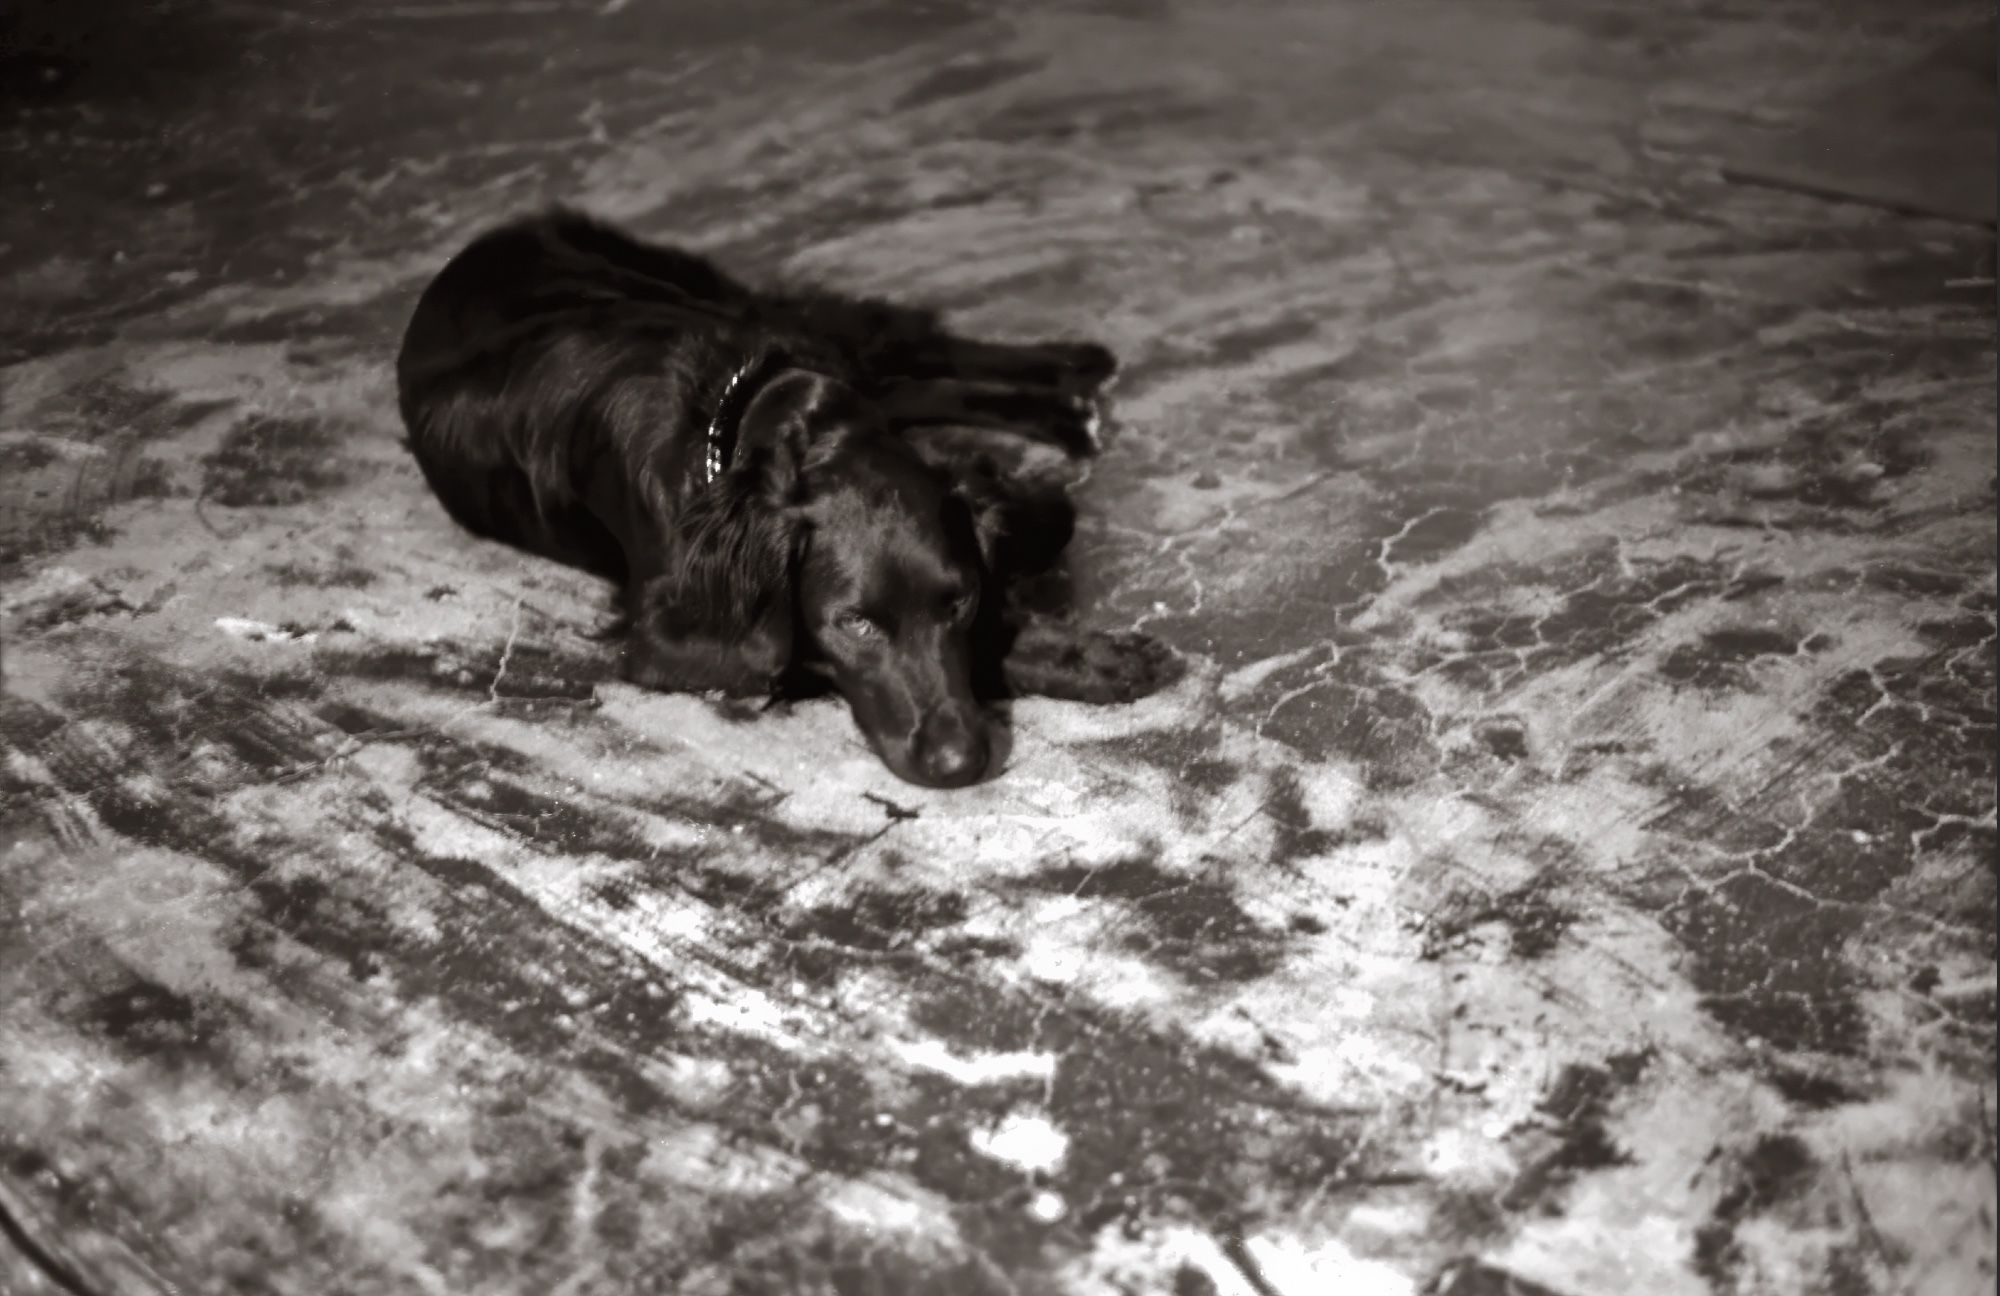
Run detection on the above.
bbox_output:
[680,988,792,1042]
[968,1112,1068,1174]
[1026,1190,1067,1223]
[215,616,313,642]
[892,1038,1056,1086]
[1243,1233,1417,1296]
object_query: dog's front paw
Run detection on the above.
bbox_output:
[1004,624,1183,704]
[1083,628,1183,702]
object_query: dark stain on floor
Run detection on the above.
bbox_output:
[785,885,973,981]
[1014,852,1297,984]
[85,978,218,1069]
[1425,873,1582,963]
[1501,1051,1651,1214]
[265,558,379,589]
[1664,875,1870,1056]
[1694,1133,1822,1290]
[1658,626,1827,690]
[199,414,354,508]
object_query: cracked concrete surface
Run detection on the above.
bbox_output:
[1,1,1995,1293]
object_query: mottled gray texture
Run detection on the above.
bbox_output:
[1,2,1994,1294]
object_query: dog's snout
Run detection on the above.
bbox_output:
[916,715,989,788]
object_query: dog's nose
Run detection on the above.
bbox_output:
[921,726,989,788]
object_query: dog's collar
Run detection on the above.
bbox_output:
[700,349,797,487]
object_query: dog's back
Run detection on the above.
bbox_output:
[394,212,770,580]
[395,210,745,420]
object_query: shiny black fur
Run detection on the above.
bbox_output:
[396,210,1177,787]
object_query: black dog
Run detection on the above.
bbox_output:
[395,211,1176,787]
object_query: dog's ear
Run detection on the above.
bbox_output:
[622,372,855,696]
[736,370,873,503]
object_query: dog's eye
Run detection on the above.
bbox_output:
[839,612,880,638]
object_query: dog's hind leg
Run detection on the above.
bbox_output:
[872,336,1119,396]
[875,378,1103,456]
[938,337,1119,393]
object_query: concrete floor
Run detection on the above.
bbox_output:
[2,2,1994,1293]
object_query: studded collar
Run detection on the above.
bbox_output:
[697,349,798,487]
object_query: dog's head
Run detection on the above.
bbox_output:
[637,370,1009,788]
